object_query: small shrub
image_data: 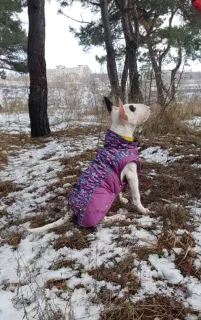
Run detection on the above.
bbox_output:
[144,102,201,137]
[0,181,21,197]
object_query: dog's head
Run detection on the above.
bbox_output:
[104,97,150,129]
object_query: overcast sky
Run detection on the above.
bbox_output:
[22,1,105,72]
[45,1,105,71]
[21,0,201,72]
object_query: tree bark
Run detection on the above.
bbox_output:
[100,0,122,103]
[147,39,166,106]
[127,40,142,102]
[170,47,182,101]
[121,50,129,103]
[140,9,178,106]
[119,0,143,103]
[27,0,50,137]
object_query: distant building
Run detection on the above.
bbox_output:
[47,65,91,82]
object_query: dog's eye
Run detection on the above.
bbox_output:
[129,105,136,112]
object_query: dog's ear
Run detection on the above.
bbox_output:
[119,98,128,121]
[104,97,113,114]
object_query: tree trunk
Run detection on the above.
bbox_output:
[121,50,129,103]
[140,9,177,106]
[27,0,50,137]
[119,0,143,103]
[127,40,143,102]
[147,40,166,105]
[170,47,182,101]
[100,0,122,103]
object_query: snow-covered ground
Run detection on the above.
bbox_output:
[0,112,99,134]
[186,116,201,131]
[0,116,201,319]
[141,146,185,164]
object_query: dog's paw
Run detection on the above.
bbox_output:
[120,197,129,205]
[137,206,150,215]
[143,208,150,215]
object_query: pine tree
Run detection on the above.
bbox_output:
[137,0,201,105]
[63,0,142,103]
[59,0,201,105]
[27,0,50,137]
[0,0,27,78]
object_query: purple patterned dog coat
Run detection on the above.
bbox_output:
[68,130,141,227]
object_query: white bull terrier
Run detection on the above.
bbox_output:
[28,97,150,233]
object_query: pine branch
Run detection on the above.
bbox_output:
[58,9,92,24]
[158,8,178,65]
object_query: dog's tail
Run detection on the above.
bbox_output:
[27,213,71,233]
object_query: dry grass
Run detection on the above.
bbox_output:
[46,278,71,291]
[0,150,8,168]
[89,256,140,295]
[28,214,50,229]
[38,306,66,320]
[2,282,26,292]
[53,229,91,251]
[0,210,8,217]
[175,249,201,280]
[60,149,96,166]
[144,102,201,138]
[131,246,164,260]
[0,133,44,149]
[0,126,99,161]
[7,232,22,250]
[140,160,201,209]
[0,180,21,197]
[158,231,195,251]
[160,205,194,232]
[0,101,28,113]
[57,167,82,183]
[101,295,193,320]
[53,125,101,138]
[49,259,77,271]
[91,289,118,306]
[186,99,201,117]
[109,197,128,213]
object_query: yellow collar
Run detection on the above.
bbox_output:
[122,136,134,142]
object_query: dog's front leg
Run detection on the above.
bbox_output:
[123,162,150,214]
